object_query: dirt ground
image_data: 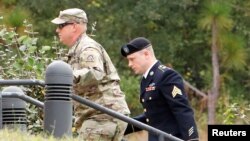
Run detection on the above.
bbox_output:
[124,130,207,141]
[124,130,148,141]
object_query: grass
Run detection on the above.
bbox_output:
[0,128,80,141]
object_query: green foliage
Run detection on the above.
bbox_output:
[0,20,55,79]
[220,34,247,70]
[0,18,64,134]
[1,0,17,6]
[6,7,30,28]
[0,128,80,141]
[197,0,250,124]
[216,83,250,124]
[199,0,233,31]
[223,103,250,124]
[0,1,250,138]
[120,70,142,116]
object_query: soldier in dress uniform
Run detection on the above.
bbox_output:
[51,8,130,141]
[121,37,199,141]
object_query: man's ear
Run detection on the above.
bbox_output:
[144,49,150,57]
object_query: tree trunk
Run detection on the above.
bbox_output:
[208,19,220,124]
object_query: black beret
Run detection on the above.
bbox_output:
[121,37,151,57]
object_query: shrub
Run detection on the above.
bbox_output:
[0,18,65,135]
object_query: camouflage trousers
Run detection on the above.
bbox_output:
[78,118,128,141]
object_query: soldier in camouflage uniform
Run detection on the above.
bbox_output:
[51,8,130,141]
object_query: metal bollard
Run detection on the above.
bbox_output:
[0,94,2,129]
[44,60,73,138]
[1,86,27,131]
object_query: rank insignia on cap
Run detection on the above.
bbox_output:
[172,85,182,98]
[123,46,129,54]
[150,71,154,76]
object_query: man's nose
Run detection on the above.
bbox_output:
[56,28,60,33]
[128,61,132,68]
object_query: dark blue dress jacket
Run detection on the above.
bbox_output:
[125,61,199,141]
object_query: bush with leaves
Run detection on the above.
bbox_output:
[223,103,250,124]
[0,19,66,134]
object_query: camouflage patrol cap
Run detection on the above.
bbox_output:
[121,37,151,57]
[51,8,88,24]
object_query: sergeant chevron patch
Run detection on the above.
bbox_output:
[172,85,182,98]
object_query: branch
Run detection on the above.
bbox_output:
[184,80,207,99]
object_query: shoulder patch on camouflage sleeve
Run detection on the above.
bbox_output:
[86,55,94,62]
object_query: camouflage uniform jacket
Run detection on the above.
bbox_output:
[66,34,130,129]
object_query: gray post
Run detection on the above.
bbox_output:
[44,60,73,138]
[1,86,27,131]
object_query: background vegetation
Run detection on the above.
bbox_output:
[0,129,79,141]
[1,0,250,140]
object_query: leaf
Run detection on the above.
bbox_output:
[28,57,35,66]
[18,35,28,43]
[31,37,38,45]
[13,61,23,70]
[19,45,27,51]
[41,46,51,51]
[28,45,37,53]
[0,28,7,37]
